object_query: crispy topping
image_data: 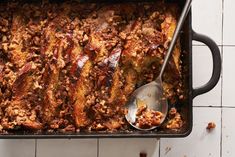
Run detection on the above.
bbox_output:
[0,2,183,133]
[166,108,183,129]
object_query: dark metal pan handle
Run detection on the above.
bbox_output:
[192,30,221,98]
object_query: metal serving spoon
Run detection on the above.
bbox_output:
[125,0,192,131]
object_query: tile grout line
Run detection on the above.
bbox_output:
[220,108,223,157]
[220,106,235,108]
[220,0,224,156]
[158,138,161,157]
[35,139,37,157]
[193,44,235,47]
[193,106,235,108]
[192,44,221,47]
[221,45,235,47]
[97,138,99,157]
[193,106,222,108]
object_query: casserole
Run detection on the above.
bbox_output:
[0,0,221,138]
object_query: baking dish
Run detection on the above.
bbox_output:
[0,0,221,138]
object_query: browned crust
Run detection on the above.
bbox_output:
[0,2,184,132]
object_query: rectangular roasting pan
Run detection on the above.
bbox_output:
[0,0,221,138]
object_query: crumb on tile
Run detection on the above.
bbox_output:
[207,122,216,130]
[140,152,147,157]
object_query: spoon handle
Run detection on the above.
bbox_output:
[158,0,192,80]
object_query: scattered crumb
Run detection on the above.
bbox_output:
[140,152,147,157]
[165,146,172,155]
[207,122,216,130]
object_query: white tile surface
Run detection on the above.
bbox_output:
[222,47,235,107]
[223,0,235,45]
[0,139,35,157]
[37,139,97,157]
[160,107,221,157]
[222,108,235,157]
[192,0,222,45]
[193,46,222,106]
[99,138,159,157]
[0,1,230,157]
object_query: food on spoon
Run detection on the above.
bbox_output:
[134,99,164,129]
[136,109,164,129]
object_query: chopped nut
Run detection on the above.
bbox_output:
[136,104,147,116]
[1,28,8,33]
[119,32,127,40]
[179,95,184,100]
[169,107,177,116]
[2,43,8,51]
[2,35,7,42]
[33,36,40,46]
[100,100,106,106]
[83,34,89,42]
[0,17,9,26]
[207,122,216,130]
